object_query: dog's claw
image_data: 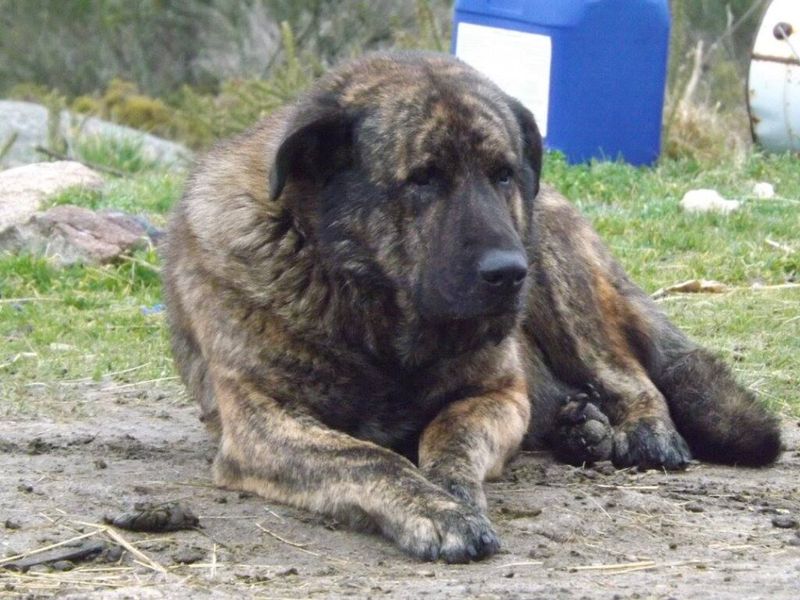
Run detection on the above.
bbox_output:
[398,502,500,564]
[613,418,692,470]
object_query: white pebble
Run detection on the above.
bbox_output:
[752,182,775,199]
[679,189,741,214]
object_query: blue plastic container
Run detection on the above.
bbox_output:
[452,0,670,165]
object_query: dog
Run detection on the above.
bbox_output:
[162,51,781,563]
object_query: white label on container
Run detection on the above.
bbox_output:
[455,22,551,137]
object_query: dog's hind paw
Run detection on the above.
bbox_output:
[612,417,692,470]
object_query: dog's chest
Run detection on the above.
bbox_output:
[310,368,459,461]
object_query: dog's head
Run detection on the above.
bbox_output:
[270,52,542,351]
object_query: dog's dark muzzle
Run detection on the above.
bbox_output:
[477,249,528,293]
[467,247,528,316]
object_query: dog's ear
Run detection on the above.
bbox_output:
[270,102,358,201]
[506,97,543,191]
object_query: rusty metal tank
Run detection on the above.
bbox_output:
[748,0,800,152]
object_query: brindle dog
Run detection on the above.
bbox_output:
[162,51,781,563]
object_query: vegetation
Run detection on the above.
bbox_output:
[0,2,797,417]
[1,139,797,416]
[3,0,448,149]
[1,1,772,161]
[545,151,800,415]
[664,0,770,162]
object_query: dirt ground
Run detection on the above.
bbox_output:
[1,383,798,599]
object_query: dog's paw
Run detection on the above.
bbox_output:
[552,391,614,465]
[612,418,692,470]
[397,503,500,563]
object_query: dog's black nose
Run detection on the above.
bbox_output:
[478,250,528,289]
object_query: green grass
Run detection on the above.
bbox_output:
[0,250,172,416]
[544,151,800,416]
[0,141,181,416]
[45,172,182,218]
[1,149,798,418]
[74,136,161,174]
[544,152,800,289]
[658,290,799,416]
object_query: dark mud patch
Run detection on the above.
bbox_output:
[1,383,799,599]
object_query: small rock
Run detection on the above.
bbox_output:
[172,547,206,565]
[772,515,798,529]
[4,518,21,530]
[100,546,124,563]
[0,161,104,230]
[685,502,704,513]
[49,342,75,352]
[94,459,107,469]
[51,560,74,571]
[752,182,775,199]
[788,538,800,547]
[528,546,554,559]
[679,189,740,214]
[0,204,149,266]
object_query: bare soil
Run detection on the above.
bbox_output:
[1,384,799,599]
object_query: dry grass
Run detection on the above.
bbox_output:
[663,101,752,165]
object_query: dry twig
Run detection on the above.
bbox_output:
[254,522,312,550]
[102,527,167,574]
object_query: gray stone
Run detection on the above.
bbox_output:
[0,100,190,168]
[172,547,206,565]
[0,161,104,230]
[772,514,798,529]
[0,204,149,266]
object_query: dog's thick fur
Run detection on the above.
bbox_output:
[162,52,781,563]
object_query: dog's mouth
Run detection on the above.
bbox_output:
[406,270,527,361]
[418,284,527,323]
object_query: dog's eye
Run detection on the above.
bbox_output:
[407,165,438,187]
[491,167,514,187]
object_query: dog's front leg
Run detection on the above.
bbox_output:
[418,369,530,512]
[210,367,500,563]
